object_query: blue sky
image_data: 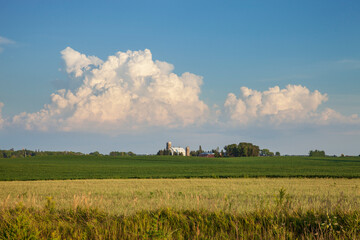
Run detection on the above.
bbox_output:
[0,0,359,155]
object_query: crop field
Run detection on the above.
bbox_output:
[1,155,360,180]
[2,178,360,239]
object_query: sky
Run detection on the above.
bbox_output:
[0,0,359,155]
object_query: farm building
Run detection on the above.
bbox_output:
[199,152,215,158]
[166,142,190,156]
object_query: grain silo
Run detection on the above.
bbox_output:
[166,142,172,150]
[186,146,190,156]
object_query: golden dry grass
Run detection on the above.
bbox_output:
[1,178,360,215]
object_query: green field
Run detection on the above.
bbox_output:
[1,155,360,180]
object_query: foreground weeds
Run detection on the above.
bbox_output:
[1,201,360,239]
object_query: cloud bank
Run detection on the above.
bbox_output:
[224,85,359,126]
[4,47,359,134]
[12,47,209,132]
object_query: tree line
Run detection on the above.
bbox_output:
[0,149,84,158]
[0,149,136,158]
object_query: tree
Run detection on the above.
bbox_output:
[157,149,171,155]
[309,150,325,157]
[275,152,280,156]
[190,151,197,156]
[198,145,203,154]
[127,151,136,156]
[224,144,238,157]
[211,149,221,158]
[224,142,260,157]
[89,151,102,156]
[260,149,274,156]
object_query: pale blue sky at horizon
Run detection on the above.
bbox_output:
[0,0,359,155]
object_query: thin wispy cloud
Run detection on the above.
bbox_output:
[0,36,15,53]
[0,102,4,129]
[337,59,360,69]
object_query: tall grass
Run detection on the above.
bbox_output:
[1,200,360,239]
[2,179,360,238]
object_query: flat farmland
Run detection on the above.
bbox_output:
[1,155,360,180]
[3,161,360,239]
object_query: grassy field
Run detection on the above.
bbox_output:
[1,155,360,180]
[2,178,360,239]
[1,178,360,215]
[3,205,360,239]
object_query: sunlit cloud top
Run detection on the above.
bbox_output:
[10,47,209,133]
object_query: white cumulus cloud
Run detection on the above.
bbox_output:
[315,108,360,125]
[12,47,209,132]
[61,47,103,77]
[224,84,359,125]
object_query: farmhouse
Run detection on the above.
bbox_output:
[166,142,190,156]
[199,152,215,158]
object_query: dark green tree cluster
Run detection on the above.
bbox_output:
[89,151,102,156]
[309,150,325,157]
[189,151,197,156]
[157,149,172,155]
[109,151,135,157]
[224,142,260,157]
[260,149,274,156]
[211,147,222,158]
[0,149,83,158]
[189,145,205,156]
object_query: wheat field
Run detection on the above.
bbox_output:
[1,178,360,215]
